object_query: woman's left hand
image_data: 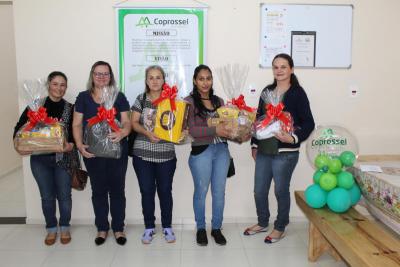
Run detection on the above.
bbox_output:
[108,131,125,143]
[274,131,294,144]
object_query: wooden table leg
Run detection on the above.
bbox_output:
[308,222,342,262]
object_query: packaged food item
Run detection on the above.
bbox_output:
[85,86,121,158]
[152,83,189,144]
[15,80,65,153]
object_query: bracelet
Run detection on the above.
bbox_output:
[291,135,296,144]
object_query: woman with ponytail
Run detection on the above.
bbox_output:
[244,54,315,243]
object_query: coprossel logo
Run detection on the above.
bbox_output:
[136,17,152,27]
[311,128,347,147]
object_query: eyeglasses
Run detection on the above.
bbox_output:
[93,72,110,78]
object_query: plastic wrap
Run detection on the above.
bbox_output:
[213,64,256,142]
[254,89,294,140]
[15,79,65,153]
[152,83,190,144]
[85,86,121,158]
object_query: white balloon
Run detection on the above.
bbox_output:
[306,125,359,167]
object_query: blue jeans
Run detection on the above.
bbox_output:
[254,151,299,232]
[132,155,176,229]
[30,154,72,233]
[83,141,128,232]
[188,143,230,230]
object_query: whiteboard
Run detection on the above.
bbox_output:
[260,4,353,68]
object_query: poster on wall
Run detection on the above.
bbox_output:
[291,31,316,67]
[116,8,206,103]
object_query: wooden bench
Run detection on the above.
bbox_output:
[295,191,400,267]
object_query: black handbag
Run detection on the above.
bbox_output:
[227,157,235,178]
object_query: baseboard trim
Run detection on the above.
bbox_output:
[0,217,26,224]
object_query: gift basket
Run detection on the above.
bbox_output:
[14,79,65,153]
[85,86,122,158]
[209,64,256,142]
[253,89,294,140]
[151,83,189,144]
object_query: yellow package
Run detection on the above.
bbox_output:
[154,99,188,143]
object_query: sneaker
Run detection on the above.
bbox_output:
[163,228,176,243]
[196,229,208,246]
[211,229,227,245]
[141,228,155,244]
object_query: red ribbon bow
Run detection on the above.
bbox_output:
[87,106,120,132]
[24,107,58,131]
[152,83,178,111]
[229,94,256,112]
[260,102,291,128]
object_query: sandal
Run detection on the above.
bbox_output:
[243,224,268,236]
[264,231,286,244]
[60,231,71,245]
[44,232,57,246]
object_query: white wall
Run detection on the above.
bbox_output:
[0,1,21,177]
[12,0,400,224]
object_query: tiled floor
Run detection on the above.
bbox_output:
[0,222,348,267]
[0,168,348,266]
[0,168,25,217]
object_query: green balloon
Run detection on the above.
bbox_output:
[319,173,337,191]
[348,184,361,205]
[327,188,351,213]
[337,171,355,189]
[328,158,342,174]
[340,151,356,167]
[313,169,325,184]
[315,154,330,169]
[305,184,327,208]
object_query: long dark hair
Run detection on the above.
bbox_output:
[265,53,300,91]
[190,64,221,118]
[86,61,116,92]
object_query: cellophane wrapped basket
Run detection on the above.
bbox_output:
[253,89,294,140]
[84,86,122,158]
[210,64,256,142]
[15,79,65,153]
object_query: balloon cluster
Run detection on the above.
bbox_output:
[305,151,361,213]
[305,126,361,213]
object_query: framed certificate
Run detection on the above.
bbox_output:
[290,31,316,67]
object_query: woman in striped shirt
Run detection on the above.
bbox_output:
[130,65,177,244]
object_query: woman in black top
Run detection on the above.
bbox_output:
[13,71,75,246]
[244,54,315,243]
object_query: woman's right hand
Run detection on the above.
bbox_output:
[77,144,95,158]
[216,122,231,138]
[251,148,257,161]
[146,131,161,143]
